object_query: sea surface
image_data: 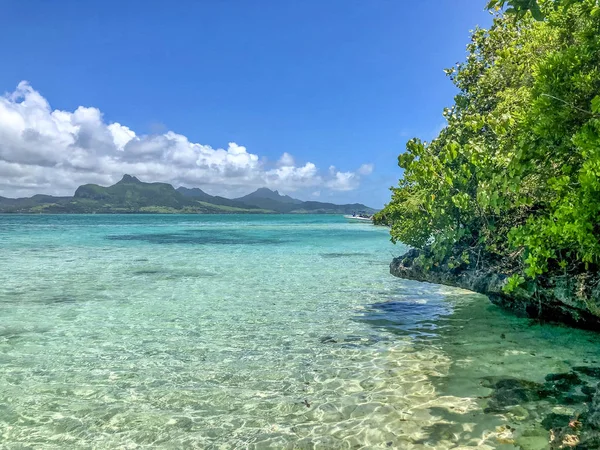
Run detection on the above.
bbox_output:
[1,214,599,449]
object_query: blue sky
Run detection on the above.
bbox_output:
[0,0,492,206]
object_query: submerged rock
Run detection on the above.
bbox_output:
[542,413,571,431]
[546,385,600,449]
[320,336,337,344]
[482,378,546,413]
[544,372,583,396]
[390,248,600,329]
[574,367,600,379]
[479,373,600,448]
[586,386,600,431]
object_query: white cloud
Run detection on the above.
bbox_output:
[358,163,374,175]
[265,162,321,189]
[325,171,359,191]
[0,82,374,198]
[277,152,295,167]
[108,123,136,150]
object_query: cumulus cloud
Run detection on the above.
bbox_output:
[325,171,359,191]
[277,152,295,167]
[358,163,374,175]
[0,82,374,198]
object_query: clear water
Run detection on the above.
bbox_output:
[1,215,599,449]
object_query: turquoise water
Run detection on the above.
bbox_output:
[1,214,599,449]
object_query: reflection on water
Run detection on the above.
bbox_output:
[0,214,598,449]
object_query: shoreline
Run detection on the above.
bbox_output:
[389,248,600,447]
[389,248,600,331]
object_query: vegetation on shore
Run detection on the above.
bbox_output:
[376,0,600,296]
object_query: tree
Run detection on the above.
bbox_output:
[487,0,589,20]
[377,1,600,291]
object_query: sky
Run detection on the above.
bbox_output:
[0,0,492,207]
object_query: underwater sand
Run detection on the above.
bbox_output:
[1,214,599,449]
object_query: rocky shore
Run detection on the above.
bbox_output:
[390,248,600,447]
[390,249,600,330]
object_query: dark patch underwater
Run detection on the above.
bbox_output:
[131,267,218,278]
[106,229,286,245]
[357,295,453,339]
[320,252,372,259]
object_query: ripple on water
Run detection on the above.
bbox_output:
[1,215,600,449]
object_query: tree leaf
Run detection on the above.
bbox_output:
[592,95,600,114]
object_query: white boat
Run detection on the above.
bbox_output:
[344,215,373,223]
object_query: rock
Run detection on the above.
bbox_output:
[560,393,591,405]
[320,336,337,344]
[574,367,600,379]
[544,372,582,393]
[390,249,600,329]
[585,386,600,430]
[541,385,600,449]
[507,405,530,421]
[483,378,545,413]
[582,385,597,398]
[542,413,571,430]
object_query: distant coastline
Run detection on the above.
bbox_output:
[0,174,377,215]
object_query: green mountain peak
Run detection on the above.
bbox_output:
[117,174,142,184]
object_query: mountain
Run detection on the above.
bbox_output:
[234,188,376,214]
[286,200,376,214]
[0,176,376,214]
[75,175,190,209]
[177,187,262,210]
[0,194,71,212]
[237,187,303,205]
[175,187,214,202]
[0,175,268,214]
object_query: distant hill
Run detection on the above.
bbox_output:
[237,187,303,205]
[0,194,71,212]
[0,175,376,214]
[287,200,376,215]
[75,175,191,209]
[177,187,262,210]
[234,188,376,214]
[232,188,302,212]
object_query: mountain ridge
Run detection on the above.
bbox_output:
[176,187,264,210]
[236,187,304,205]
[0,175,377,214]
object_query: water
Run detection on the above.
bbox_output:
[1,214,599,449]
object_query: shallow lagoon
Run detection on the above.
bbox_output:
[1,214,599,449]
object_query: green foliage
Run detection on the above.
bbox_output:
[377,1,600,291]
[592,95,600,113]
[487,0,589,20]
[505,274,526,293]
[487,0,545,19]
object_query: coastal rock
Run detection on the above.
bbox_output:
[390,249,600,329]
